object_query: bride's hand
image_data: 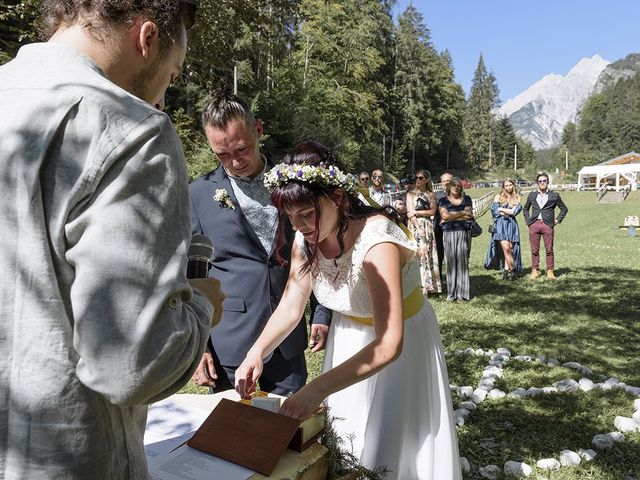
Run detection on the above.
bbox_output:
[234,352,263,399]
[278,386,322,421]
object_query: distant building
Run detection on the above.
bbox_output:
[577,152,640,191]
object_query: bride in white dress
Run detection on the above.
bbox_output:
[235,142,461,479]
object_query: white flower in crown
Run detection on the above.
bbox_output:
[213,188,235,209]
[264,163,359,195]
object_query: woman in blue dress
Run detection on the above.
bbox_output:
[485,179,522,279]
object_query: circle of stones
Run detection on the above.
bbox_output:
[446,347,640,478]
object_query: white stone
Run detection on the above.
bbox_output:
[459,401,476,411]
[475,348,485,356]
[625,385,640,396]
[601,377,620,389]
[614,416,639,432]
[526,387,543,397]
[563,361,582,370]
[465,347,476,355]
[497,347,511,357]
[491,353,509,362]
[578,448,597,461]
[514,355,533,362]
[488,360,506,367]
[458,386,474,399]
[592,434,614,449]
[553,378,579,392]
[579,366,593,376]
[485,349,495,356]
[579,378,595,391]
[542,386,558,394]
[453,409,469,426]
[483,366,503,378]
[488,389,506,399]
[633,399,640,410]
[536,354,546,363]
[547,358,561,367]
[478,465,500,479]
[472,388,488,403]
[608,431,625,443]
[536,458,561,470]
[632,410,640,423]
[508,388,528,399]
[460,457,471,473]
[449,384,458,391]
[504,460,532,477]
[479,376,495,386]
[559,449,581,466]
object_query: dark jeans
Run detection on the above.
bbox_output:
[209,347,307,396]
[528,219,554,269]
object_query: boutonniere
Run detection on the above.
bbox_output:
[213,188,235,210]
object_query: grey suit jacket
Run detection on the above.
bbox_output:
[523,190,568,227]
[189,165,328,366]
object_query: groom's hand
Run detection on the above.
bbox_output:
[309,324,329,352]
[191,351,217,387]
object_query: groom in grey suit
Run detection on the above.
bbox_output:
[189,90,330,394]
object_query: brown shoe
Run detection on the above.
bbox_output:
[546,269,557,280]
[528,268,541,280]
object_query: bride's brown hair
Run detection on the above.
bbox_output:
[271,141,399,273]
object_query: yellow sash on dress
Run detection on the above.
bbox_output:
[347,285,425,326]
[350,187,425,325]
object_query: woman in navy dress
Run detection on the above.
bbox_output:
[437,178,474,302]
[484,179,522,279]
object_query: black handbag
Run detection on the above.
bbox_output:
[466,220,483,237]
[415,197,429,211]
[488,219,497,234]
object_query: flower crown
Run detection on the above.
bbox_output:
[264,162,359,195]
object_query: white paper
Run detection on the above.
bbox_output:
[144,397,211,457]
[148,444,254,480]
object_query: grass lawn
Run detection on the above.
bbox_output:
[180,190,640,479]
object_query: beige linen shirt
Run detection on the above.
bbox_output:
[0,43,212,479]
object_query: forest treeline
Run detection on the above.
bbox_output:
[2,0,638,180]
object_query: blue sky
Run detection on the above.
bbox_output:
[393,1,639,103]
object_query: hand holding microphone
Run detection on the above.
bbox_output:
[187,234,223,327]
[186,234,222,388]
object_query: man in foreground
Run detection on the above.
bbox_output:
[0,0,223,478]
[523,172,568,280]
[189,88,330,394]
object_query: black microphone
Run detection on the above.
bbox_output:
[187,234,214,279]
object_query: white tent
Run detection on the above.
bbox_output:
[577,152,640,191]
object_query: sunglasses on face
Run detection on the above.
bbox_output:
[372,175,383,179]
[360,177,370,181]
[538,179,548,183]
[415,176,427,180]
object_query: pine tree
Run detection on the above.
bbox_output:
[463,54,500,169]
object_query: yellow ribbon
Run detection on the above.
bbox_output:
[358,187,415,241]
[347,285,425,326]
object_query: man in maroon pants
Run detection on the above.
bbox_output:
[523,173,569,280]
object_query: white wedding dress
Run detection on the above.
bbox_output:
[297,218,462,479]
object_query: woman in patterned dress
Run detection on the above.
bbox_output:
[406,169,442,295]
[235,142,461,479]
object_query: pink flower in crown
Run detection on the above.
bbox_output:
[213,188,235,209]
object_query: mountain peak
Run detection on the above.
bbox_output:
[497,55,611,150]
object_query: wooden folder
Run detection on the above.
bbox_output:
[186,398,301,476]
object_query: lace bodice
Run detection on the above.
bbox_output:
[295,218,420,318]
